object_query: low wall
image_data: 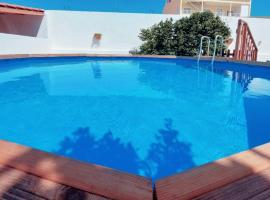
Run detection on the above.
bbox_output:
[46,11,179,53]
[0,11,270,61]
[46,11,270,61]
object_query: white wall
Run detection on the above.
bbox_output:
[37,14,49,38]
[47,11,179,54]
[222,17,270,61]
[0,33,50,54]
[46,11,270,61]
[0,13,50,55]
[1,10,270,61]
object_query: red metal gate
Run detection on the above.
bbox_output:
[234,19,258,61]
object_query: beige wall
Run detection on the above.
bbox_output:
[163,0,180,14]
[164,0,251,16]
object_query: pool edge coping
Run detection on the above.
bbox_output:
[0,140,153,200]
[155,142,270,200]
[0,140,269,200]
[0,53,270,68]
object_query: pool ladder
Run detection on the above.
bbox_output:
[197,35,224,64]
[197,36,211,63]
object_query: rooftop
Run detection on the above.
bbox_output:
[0,3,44,16]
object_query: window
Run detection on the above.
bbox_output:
[216,8,223,16]
[183,8,192,14]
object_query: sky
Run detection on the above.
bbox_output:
[3,0,166,13]
[251,0,270,16]
[2,0,269,16]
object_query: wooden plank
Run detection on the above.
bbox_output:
[0,164,109,200]
[0,140,152,200]
[249,189,270,200]
[2,187,46,200]
[156,142,270,200]
[195,167,270,200]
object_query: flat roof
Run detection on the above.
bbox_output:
[0,3,44,16]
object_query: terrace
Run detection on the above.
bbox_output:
[0,2,270,200]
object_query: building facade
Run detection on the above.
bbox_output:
[163,0,252,17]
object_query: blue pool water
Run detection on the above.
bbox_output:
[0,57,270,180]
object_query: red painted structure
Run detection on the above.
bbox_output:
[234,19,258,61]
[0,3,44,37]
[0,3,44,15]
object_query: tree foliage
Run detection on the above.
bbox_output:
[137,11,231,56]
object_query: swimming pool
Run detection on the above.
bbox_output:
[0,57,269,180]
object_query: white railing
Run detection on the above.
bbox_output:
[197,36,211,63]
[212,35,224,64]
[197,35,224,64]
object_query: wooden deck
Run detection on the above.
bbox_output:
[0,140,152,200]
[2,163,270,200]
[0,164,110,200]
[0,140,270,199]
[195,167,270,200]
[156,143,270,200]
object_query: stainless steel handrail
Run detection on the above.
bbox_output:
[212,35,224,64]
[197,36,211,63]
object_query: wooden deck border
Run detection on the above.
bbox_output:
[0,140,152,200]
[155,142,270,200]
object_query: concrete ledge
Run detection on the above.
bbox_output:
[0,140,152,200]
[155,142,270,200]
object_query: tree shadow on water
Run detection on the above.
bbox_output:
[55,127,141,175]
[56,121,196,181]
[144,118,195,180]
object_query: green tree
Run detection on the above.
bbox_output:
[137,11,231,56]
[139,18,175,55]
